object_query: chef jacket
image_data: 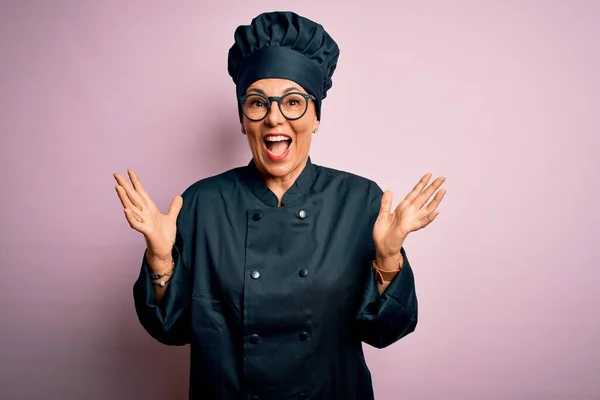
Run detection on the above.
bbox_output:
[133,156,418,400]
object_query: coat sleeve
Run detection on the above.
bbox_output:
[132,191,194,346]
[355,188,418,349]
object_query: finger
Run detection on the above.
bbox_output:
[422,176,446,200]
[115,184,136,210]
[424,188,447,213]
[128,169,150,205]
[378,190,393,218]
[421,209,440,226]
[113,172,145,210]
[403,173,432,204]
[115,185,131,209]
[409,211,439,233]
[167,195,183,219]
[414,176,446,209]
[124,208,145,231]
[124,207,143,223]
[115,185,143,216]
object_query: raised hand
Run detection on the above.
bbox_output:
[373,173,446,262]
[113,169,183,263]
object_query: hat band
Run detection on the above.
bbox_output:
[235,47,324,113]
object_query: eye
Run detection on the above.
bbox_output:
[284,95,304,107]
[250,99,266,108]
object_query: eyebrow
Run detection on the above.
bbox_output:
[247,86,302,95]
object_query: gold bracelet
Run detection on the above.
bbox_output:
[153,277,173,287]
[150,260,175,287]
[373,260,401,284]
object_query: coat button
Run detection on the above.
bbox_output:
[298,268,308,277]
[251,270,260,279]
[299,331,310,341]
[297,210,307,219]
[252,212,262,221]
[249,334,260,344]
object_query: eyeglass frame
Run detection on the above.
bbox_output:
[238,92,317,122]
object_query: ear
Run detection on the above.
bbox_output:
[241,124,247,135]
[313,120,320,134]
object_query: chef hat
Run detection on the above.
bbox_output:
[227,11,340,121]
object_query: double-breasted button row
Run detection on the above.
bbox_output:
[248,332,310,343]
[251,210,307,221]
[250,269,308,279]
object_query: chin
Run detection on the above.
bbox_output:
[263,159,295,175]
[256,152,303,178]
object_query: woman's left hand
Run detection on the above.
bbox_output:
[373,173,447,266]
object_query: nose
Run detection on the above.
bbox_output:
[265,100,285,126]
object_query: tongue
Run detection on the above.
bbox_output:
[267,140,290,155]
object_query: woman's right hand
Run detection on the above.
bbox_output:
[113,169,183,266]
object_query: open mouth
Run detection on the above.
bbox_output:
[264,135,292,157]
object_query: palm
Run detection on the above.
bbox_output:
[373,173,446,259]
[142,201,179,259]
[114,169,183,260]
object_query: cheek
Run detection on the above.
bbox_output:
[244,124,261,141]
[294,130,314,150]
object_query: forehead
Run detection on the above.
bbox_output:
[246,78,307,95]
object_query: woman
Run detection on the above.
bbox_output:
[114,11,446,400]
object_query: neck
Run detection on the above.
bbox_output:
[262,158,308,206]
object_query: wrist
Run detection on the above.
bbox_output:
[147,257,175,287]
[146,246,171,261]
[146,252,173,275]
[375,252,403,272]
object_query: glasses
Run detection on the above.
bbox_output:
[239,92,316,121]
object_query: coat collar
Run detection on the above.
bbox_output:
[243,156,316,207]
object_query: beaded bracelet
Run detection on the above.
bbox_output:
[153,276,173,288]
[150,260,175,287]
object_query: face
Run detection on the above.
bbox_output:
[241,78,319,181]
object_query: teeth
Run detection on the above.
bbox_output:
[264,135,290,142]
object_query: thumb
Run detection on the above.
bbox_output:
[167,195,183,220]
[378,190,393,219]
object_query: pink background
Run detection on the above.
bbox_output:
[1,1,599,399]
